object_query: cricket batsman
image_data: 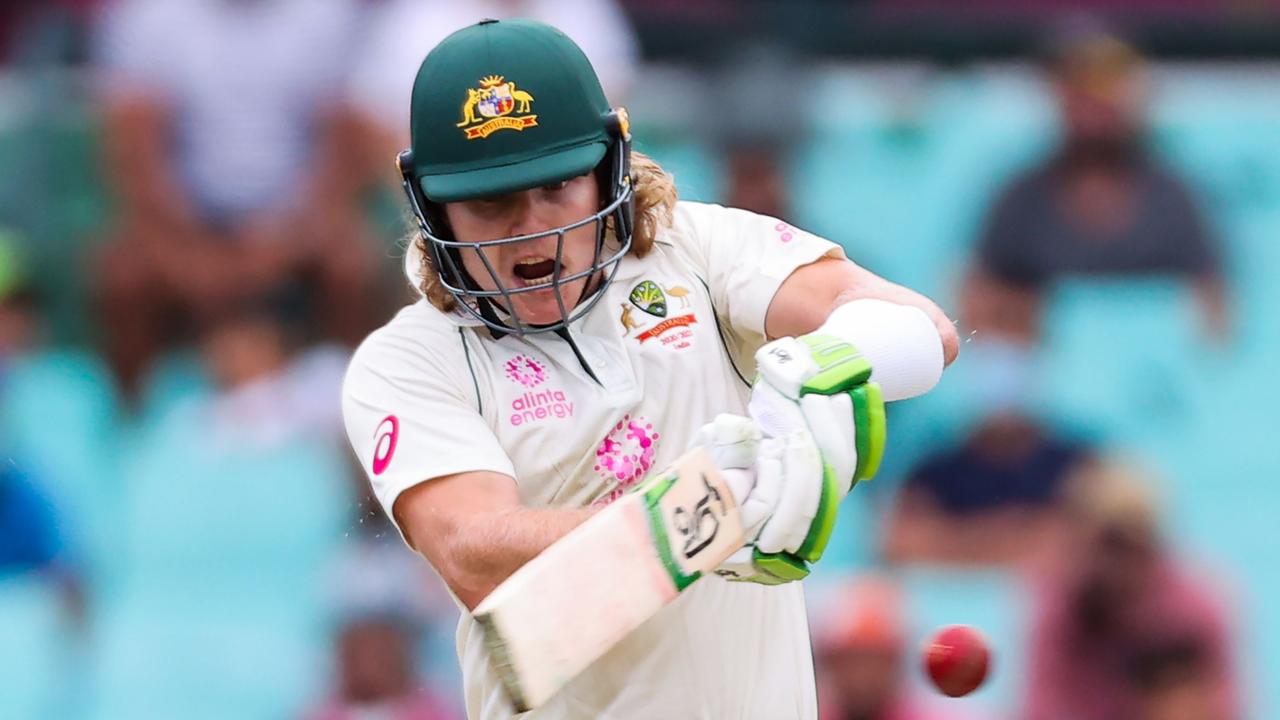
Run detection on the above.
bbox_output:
[342,18,959,719]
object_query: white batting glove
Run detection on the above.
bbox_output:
[691,414,826,585]
[752,334,886,495]
[738,333,887,580]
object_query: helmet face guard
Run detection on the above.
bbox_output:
[398,111,635,336]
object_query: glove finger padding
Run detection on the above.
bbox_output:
[692,413,760,471]
[747,379,808,440]
[736,436,783,542]
[755,430,826,556]
[798,392,857,495]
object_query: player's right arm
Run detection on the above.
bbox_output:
[392,471,593,610]
[341,320,599,611]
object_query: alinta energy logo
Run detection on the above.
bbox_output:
[504,354,546,388]
[505,354,573,427]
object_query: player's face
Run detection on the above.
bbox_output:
[445,174,601,326]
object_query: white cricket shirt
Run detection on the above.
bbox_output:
[342,201,844,719]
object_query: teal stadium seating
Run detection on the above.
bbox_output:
[88,390,353,720]
[791,68,1280,717]
[635,137,724,204]
[4,63,1280,718]
[0,573,77,720]
[0,350,122,580]
[791,67,1054,300]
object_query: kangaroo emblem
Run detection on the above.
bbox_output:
[619,303,640,335]
[456,87,483,127]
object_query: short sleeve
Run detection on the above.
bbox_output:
[342,326,514,537]
[674,202,845,340]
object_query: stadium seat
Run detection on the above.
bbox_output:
[1036,279,1205,451]
[0,572,75,720]
[89,598,329,720]
[0,71,110,345]
[0,350,121,577]
[134,350,214,426]
[88,397,353,719]
[791,67,1054,300]
[635,137,724,204]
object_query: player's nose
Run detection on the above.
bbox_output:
[507,192,554,239]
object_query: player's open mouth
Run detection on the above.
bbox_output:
[513,257,557,287]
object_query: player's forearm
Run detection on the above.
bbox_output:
[432,506,596,610]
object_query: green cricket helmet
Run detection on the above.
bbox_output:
[397,18,634,335]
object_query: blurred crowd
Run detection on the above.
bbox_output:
[0,1,1273,719]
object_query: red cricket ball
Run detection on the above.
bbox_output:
[924,625,990,697]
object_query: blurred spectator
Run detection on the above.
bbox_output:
[303,613,458,720]
[305,539,460,720]
[0,230,92,625]
[1024,461,1239,720]
[962,26,1227,345]
[92,0,389,402]
[883,407,1093,566]
[814,577,941,720]
[0,0,99,64]
[0,462,85,625]
[345,0,639,162]
[0,228,42,355]
[0,236,57,576]
[725,144,790,219]
[1,2,46,62]
[193,287,349,453]
[714,44,804,220]
[0,464,66,576]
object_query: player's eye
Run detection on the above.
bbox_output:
[541,180,570,192]
[469,197,511,218]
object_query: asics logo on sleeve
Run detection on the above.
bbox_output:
[372,415,399,475]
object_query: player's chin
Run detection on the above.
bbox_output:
[511,277,588,325]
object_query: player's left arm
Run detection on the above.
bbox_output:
[728,255,958,583]
[765,255,959,367]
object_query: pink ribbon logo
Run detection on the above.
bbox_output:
[593,415,660,505]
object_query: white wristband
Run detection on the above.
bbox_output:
[816,299,945,402]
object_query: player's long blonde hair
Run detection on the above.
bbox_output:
[412,150,677,311]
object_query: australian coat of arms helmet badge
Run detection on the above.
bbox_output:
[457,75,538,139]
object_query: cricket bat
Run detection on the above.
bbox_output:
[473,448,745,711]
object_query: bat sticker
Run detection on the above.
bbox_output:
[672,473,727,559]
